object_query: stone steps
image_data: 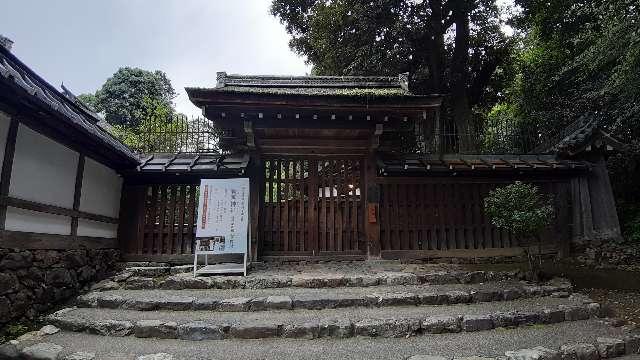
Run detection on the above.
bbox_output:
[76,281,572,312]
[109,269,524,291]
[47,295,604,341]
[6,320,639,360]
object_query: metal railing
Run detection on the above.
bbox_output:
[109,115,220,154]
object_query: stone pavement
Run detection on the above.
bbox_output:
[1,261,639,359]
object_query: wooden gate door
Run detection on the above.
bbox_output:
[261,156,366,257]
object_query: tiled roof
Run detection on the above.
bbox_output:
[0,46,138,164]
[378,154,591,175]
[185,72,447,100]
[136,153,249,175]
[535,115,626,156]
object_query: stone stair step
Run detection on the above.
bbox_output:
[47,295,603,341]
[115,270,527,290]
[10,320,637,360]
[76,281,572,312]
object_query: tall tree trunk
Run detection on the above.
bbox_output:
[429,0,445,93]
[451,0,474,152]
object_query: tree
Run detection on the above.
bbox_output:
[76,93,98,112]
[270,0,514,150]
[496,0,640,240]
[92,67,176,127]
[484,181,554,280]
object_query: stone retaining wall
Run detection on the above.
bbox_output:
[0,248,119,326]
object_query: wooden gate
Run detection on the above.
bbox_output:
[261,156,366,256]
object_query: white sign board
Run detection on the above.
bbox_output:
[193,178,250,276]
[196,178,249,253]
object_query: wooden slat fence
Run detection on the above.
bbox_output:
[139,183,199,255]
[379,180,572,252]
[261,157,365,255]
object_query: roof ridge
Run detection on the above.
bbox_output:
[216,71,408,90]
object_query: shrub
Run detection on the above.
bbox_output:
[484,181,554,280]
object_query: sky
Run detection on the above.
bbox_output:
[2,1,311,117]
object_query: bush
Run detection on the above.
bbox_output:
[484,181,554,280]
[484,181,554,241]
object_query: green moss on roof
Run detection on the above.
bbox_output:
[212,86,414,97]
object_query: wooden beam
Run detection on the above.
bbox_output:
[3,196,119,224]
[0,117,19,230]
[71,154,85,237]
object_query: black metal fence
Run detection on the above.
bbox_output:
[109,115,220,154]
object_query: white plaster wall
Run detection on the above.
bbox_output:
[9,124,78,208]
[79,157,122,218]
[5,206,71,235]
[0,111,12,170]
[77,218,118,238]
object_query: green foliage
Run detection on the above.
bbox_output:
[484,181,554,241]
[93,67,176,127]
[270,0,513,109]
[76,93,98,112]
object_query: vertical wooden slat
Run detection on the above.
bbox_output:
[319,160,326,251]
[159,185,168,254]
[166,185,177,253]
[328,160,335,252]
[351,160,358,251]
[187,185,197,254]
[176,185,186,254]
[148,185,159,254]
[272,159,279,251]
[283,159,289,252]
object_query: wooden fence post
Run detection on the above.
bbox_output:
[364,154,381,258]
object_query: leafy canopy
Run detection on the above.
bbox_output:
[92,67,176,127]
[484,181,553,239]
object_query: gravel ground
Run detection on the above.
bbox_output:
[584,288,640,327]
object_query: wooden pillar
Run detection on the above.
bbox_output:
[70,154,85,239]
[364,153,381,258]
[117,184,147,255]
[0,117,19,229]
[247,152,262,262]
[587,155,622,240]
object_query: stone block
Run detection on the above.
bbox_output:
[219,297,251,311]
[124,277,155,290]
[562,306,590,321]
[21,342,63,360]
[505,346,560,360]
[155,295,195,311]
[470,289,502,303]
[45,268,74,286]
[559,343,599,360]
[513,312,540,326]
[229,323,278,339]
[96,294,125,309]
[540,309,566,324]
[407,356,451,360]
[462,315,495,332]
[193,297,221,311]
[353,318,419,338]
[0,272,19,295]
[319,318,353,338]
[375,292,417,306]
[0,252,32,269]
[266,295,292,309]
[422,315,462,333]
[503,288,523,301]
[491,312,517,328]
[134,320,178,339]
[160,275,210,290]
[596,337,625,358]
[625,334,640,354]
[88,320,134,336]
[282,321,320,339]
[64,352,96,360]
[418,292,440,305]
[382,272,418,285]
[177,321,224,340]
